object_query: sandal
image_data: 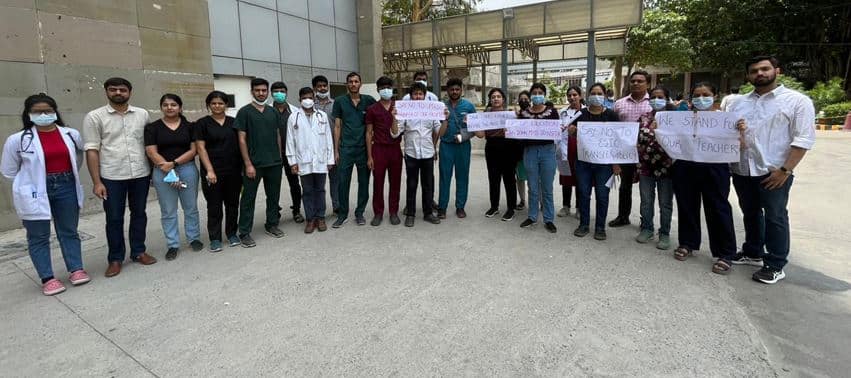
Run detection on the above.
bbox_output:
[712,259,732,275]
[674,246,693,261]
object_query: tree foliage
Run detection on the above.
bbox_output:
[624,10,693,74]
[382,0,479,26]
[808,77,847,111]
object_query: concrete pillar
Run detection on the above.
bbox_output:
[356,0,383,82]
[432,50,440,95]
[481,63,487,106]
[683,72,692,98]
[501,41,508,98]
[586,31,596,90]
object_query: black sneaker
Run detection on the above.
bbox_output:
[753,267,786,284]
[390,214,401,225]
[594,230,607,240]
[424,214,441,224]
[264,225,285,238]
[190,240,204,252]
[608,217,631,227]
[520,218,535,228]
[501,209,515,222]
[405,215,415,227]
[370,216,383,226]
[332,216,348,228]
[356,215,367,226]
[456,208,467,218]
[293,212,305,224]
[240,234,256,248]
[437,208,447,219]
[545,222,557,233]
[165,247,179,260]
[732,251,764,267]
[573,225,589,237]
[515,200,525,210]
[485,207,499,218]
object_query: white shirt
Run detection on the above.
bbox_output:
[720,93,743,111]
[82,104,151,180]
[1,126,85,220]
[285,108,334,175]
[727,85,816,177]
[399,119,441,159]
[402,91,440,102]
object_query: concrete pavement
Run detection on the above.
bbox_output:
[1,132,849,377]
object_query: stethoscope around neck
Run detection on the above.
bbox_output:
[19,126,78,154]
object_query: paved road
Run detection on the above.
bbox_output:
[1,132,849,377]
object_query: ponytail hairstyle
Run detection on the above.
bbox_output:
[21,93,65,130]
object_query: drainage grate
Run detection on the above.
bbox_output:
[0,231,95,264]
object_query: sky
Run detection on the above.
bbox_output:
[478,0,550,11]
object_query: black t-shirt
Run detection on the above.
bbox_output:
[194,115,242,175]
[144,119,195,163]
[518,105,560,146]
[573,107,620,124]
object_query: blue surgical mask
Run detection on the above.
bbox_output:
[29,112,57,127]
[379,88,394,100]
[650,98,667,111]
[587,95,605,107]
[531,94,546,105]
[272,92,287,103]
[692,96,714,110]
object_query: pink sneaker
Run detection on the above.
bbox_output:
[69,270,91,286]
[42,278,66,296]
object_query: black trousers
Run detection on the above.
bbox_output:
[201,171,241,241]
[484,138,518,210]
[671,161,736,260]
[615,164,636,218]
[282,155,302,213]
[562,185,578,208]
[405,155,434,217]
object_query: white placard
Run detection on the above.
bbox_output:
[505,119,562,140]
[466,111,516,132]
[577,122,639,164]
[653,111,741,163]
[394,100,446,121]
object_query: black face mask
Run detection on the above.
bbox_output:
[519,100,530,109]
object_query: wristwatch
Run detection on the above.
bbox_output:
[780,166,792,175]
[172,160,179,167]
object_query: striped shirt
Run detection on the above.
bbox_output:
[614,93,651,123]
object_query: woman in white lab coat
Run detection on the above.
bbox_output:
[285,87,335,234]
[1,93,89,296]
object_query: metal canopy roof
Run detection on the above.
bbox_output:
[382,0,643,73]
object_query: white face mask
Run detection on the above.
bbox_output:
[253,97,267,106]
[692,96,714,110]
[315,91,329,99]
[416,80,428,87]
[379,88,394,100]
[301,99,314,109]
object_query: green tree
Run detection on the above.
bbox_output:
[382,0,479,26]
[739,75,806,94]
[623,9,693,75]
[808,77,847,111]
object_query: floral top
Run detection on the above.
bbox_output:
[637,112,673,178]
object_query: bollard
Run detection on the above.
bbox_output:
[845,112,851,131]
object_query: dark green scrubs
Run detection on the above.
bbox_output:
[234,103,283,235]
[332,93,376,218]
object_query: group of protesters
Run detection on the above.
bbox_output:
[1,54,814,296]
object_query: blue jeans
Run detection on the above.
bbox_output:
[575,160,613,232]
[639,175,673,235]
[22,172,83,280]
[102,175,151,262]
[152,164,201,248]
[523,144,556,222]
[438,141,471,210]
[732,173,793,270]
[300,173,327,221]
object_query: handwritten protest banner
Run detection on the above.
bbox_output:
[466,111,516,132]
[504,119,561,140]
[577,122,639,164]
[394,101,446,121]
[653,111,741,163]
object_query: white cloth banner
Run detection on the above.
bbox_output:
[394,101,446,121]
[466,111,516,132]
[505,119,561,140]
[653,111,741,163]
[577,122,640,164]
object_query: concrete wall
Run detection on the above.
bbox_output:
[0,0,214,231]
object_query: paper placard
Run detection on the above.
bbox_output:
[504,119,562,140]
[653,111,741,163]
[466,111,516,132]
[577,122,639,164]
[394,100,446,121]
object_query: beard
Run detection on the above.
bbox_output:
[752,73,776,87]
[110,95,128,104]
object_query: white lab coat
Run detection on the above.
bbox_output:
[285,108,334,175]
[1,126,85,220]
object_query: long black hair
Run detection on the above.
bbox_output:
[486,87,506,109]
[21,93,65,130]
